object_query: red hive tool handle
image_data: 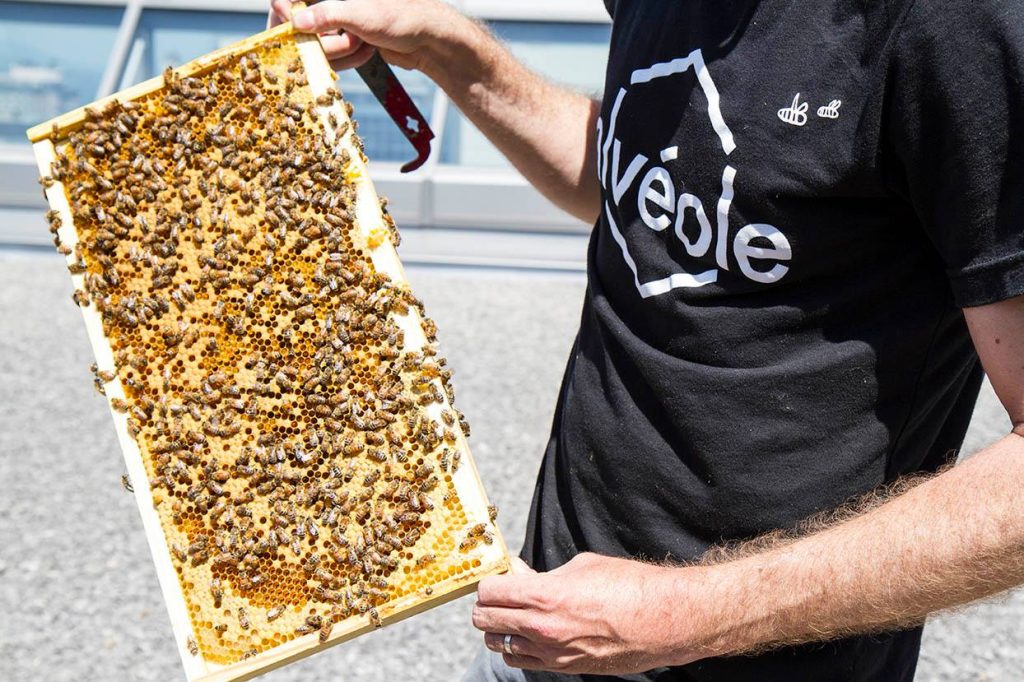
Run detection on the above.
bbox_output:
[355,52,435,172]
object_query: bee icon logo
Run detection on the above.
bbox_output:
[817,99,842,119]
[777,93,809,127]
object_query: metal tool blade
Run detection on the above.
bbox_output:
[355,52,435,173]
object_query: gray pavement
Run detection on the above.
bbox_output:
[0,251,1020,681]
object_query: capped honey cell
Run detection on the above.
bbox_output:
[30,24,506,681]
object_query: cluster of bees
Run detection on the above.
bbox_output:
[42,38,496,664]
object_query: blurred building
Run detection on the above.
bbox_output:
[0,0,610,269]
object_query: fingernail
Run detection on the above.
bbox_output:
[292,9,312,30]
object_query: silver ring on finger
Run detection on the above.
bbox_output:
[503,633,514,656]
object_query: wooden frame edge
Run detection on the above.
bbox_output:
[30,140,209,681]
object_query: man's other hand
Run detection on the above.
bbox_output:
[472,554,714,675]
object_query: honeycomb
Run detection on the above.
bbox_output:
[33,29,504,674]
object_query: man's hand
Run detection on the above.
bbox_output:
[472,554,713,674]
[268,0,467,75]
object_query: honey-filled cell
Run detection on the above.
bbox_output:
[38,27,505,677]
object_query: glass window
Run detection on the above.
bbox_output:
[0,1,123,145]
[127,10,267,84]
[440,21,611,168]
[126,10,436,165]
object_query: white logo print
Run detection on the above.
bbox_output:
[595,49,792,298]
[817,99,842,119]
[777,93,809,126]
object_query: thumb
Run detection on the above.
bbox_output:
[509,557,536,575]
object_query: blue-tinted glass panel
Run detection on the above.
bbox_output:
[494,22,610,93]
[129,10,266,83]
[128,10,436,164]
[0,1,122,144]
[441,21,610,168]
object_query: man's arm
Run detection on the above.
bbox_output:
[472,297,1024,674]
[271,0,602,223]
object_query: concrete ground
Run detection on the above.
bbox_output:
[0,251,1020,681]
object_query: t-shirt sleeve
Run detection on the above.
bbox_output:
[887,1,1024,308]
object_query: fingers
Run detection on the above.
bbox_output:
[329,45,377,72]
[267,0,293,28]
[327,39,377,72]
[483,633,557,671]
[319,32,365,61]
[472,604,533,635]
[272,0,293,20]
[477,573,544,608]
[484,632,535,657]
[503,652,550,671]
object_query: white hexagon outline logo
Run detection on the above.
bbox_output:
[597,49,792,298]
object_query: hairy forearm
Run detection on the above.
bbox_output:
[673,431,1024,662]
[420,17,601,223]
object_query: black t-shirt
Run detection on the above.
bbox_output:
[520,1,1024,681]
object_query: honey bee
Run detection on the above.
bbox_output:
[120,473,133,493]
[186,635,199,656]
[237,607,250,630]
[210,578,223,606]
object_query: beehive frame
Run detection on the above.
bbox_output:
[28,22,508,682]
